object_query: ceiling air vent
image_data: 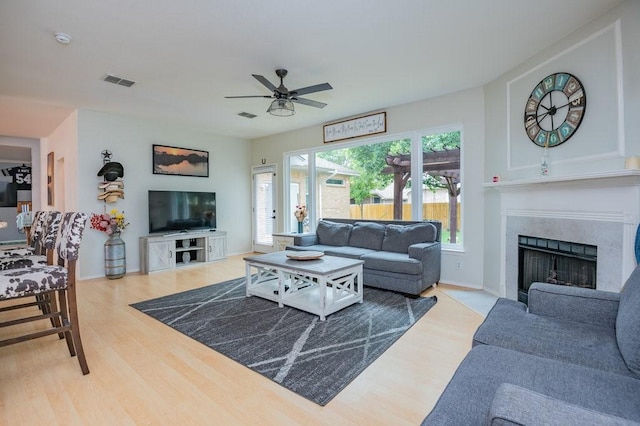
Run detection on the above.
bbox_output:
[102,74,136,87]
[238,112,257,119]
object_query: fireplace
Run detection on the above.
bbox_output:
[517,235,597,304]
[495,172,640,300]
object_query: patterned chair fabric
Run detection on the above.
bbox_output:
[40,211,62,252]
[0,211,61,258]
[0,255,48,271]
[0,247,34,258]
[29,210,47,245]
[0,265,67,300]
[56,212,87,261]
[0,211,43,258]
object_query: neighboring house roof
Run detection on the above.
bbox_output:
[371,184,410,201]
[289,155,359,177]
[371,183,451,203]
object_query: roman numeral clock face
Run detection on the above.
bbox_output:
[524,72,586,147]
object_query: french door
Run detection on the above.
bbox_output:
[252,165,276,252]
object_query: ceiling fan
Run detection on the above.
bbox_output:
[225,69,332,116]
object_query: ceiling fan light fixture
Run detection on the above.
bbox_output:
[267,99,295,117]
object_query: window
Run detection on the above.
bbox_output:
[421,130,462,244]
[284,128,462,248]
[288,155,309,232]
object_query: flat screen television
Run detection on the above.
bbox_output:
[0,182,18,207]
[148,190,216,234]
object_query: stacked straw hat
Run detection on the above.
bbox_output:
[97,161,125,203]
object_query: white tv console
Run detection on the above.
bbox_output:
[139,230,227,274]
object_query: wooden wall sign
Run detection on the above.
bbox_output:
[323,112,386,143]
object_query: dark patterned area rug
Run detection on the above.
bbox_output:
[131,277,437,406]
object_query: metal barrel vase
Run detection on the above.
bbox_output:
[105,232,126,279]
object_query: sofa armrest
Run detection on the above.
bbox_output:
[292,233,318,246]
[488,383,639,426]
[528,282,620,329]
[408,242,441,285]
[408,241,440,259]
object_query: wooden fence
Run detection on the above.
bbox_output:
[348,203,460,230]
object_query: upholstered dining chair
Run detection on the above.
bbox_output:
[0,211,62,269]
[0,210,48,258]
[0,212,90,375]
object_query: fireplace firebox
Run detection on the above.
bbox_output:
[518,235,597,304]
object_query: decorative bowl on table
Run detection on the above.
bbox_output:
[285,251,324,260]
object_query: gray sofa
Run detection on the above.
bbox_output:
[287,218,441,296]
[423,265,640,425]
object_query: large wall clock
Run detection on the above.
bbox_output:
[524,72,586,147]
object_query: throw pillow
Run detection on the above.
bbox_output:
[316,220,352,246]
[382,222,438,253]
[616,264,640,375]
[348,222,386,250]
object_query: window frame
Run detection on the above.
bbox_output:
[283,126,463,250]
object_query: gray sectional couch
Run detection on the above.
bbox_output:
[287,218,441,296]
[423,266,640,425]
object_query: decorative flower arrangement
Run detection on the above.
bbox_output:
[90,209,129,235]
[294,205,307,223]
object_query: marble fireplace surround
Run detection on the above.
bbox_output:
[490,171,640,299]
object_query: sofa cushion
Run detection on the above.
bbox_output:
[360,251,422,275]
[473,298,633,377]
[324,246,376,259]
[616,264,640,375]
[348,221,386,250]
[316,220,352,246]
[488,383,640,426]
[382,222,437,253]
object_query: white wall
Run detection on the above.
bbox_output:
[42,111,79,212]
[75,110,252,279]
[483,0,640,295]
[252,88,485,288]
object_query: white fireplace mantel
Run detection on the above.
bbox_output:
[484,169,640,191]
[491,169,640,298]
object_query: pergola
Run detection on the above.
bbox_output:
[382,148,461,242]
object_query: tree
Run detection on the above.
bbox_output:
[318,139,411,205]
[422,131,461,192]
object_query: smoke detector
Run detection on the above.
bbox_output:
[54,32,72,44]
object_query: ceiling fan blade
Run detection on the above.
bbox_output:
[291,97,327,109]
[252,74,277,92]
[290,83,333,97]
[224,95,273,99]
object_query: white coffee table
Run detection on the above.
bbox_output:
[244,251,364,321]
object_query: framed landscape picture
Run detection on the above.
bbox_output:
[152,144,209,177]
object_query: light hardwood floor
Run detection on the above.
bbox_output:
[0,254,484,425]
